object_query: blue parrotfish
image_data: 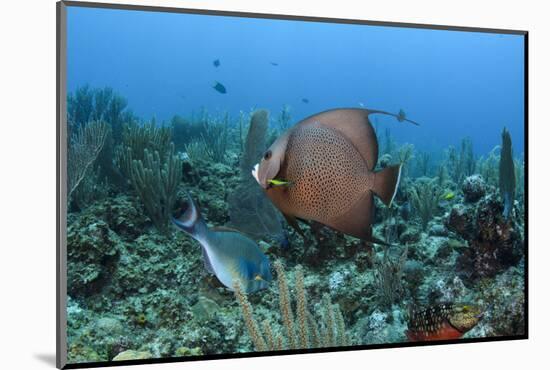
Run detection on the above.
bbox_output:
[172,194,272,293]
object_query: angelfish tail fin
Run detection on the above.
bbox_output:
[372,164,402,207]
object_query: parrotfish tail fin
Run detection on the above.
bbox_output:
[367,109,420,126]
[171,193,208,239]
[372,164,402,207]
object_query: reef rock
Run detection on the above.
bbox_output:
[446,204,475,240]
[462,174,486,203]
[453,194,523,281]
[112,350,152,361]
[428,223,448,237]
[67,218,122,297]
[174,346,203,357]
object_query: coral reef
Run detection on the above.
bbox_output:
[451,193,523,281]
[65,89,525,364]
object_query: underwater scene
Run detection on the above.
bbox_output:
[64,6,526,364]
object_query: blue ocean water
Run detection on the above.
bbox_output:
[67,6,525,156]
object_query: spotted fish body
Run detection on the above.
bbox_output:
[406,303,482,342]
[253,108,405,241]
[281,124,373,223]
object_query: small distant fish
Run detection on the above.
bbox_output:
[406,303,483,342]
[172,193,272,293]
[270,62,279,66]
[213,59,220,67]
[212,81,227,94]
[442,191,455,200]
[302,98,309,103]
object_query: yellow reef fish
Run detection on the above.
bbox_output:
[442,191,455,200]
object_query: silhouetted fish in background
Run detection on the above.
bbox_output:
[302,98,309,103]
[252,108,419,243]
[213,59,220,67]
[406,303,483,341]
[212,81,227,94]
[270,62,279,66]
[172,193,271,293]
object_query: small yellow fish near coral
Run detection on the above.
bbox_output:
[442,191,455,200]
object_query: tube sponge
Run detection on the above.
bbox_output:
[240,110,269,178]
[499,127,516,218]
